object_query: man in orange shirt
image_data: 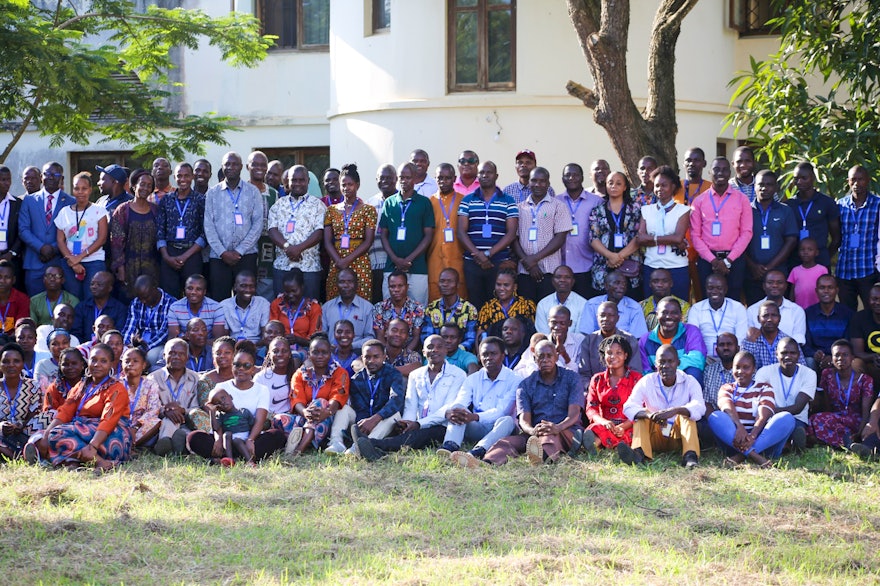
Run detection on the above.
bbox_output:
[427,163,467,302]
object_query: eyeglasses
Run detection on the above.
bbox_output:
[458,157,478,165]
[232,362,253,370]
[44,273,63,280]
[42,172,62,178]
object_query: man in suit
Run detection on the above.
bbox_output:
[0,166,24,286]
[18,161,75,295]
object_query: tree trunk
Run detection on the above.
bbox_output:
[566,0,698,179]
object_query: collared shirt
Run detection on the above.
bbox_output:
[640,295,691,331]
[747,199,798,267]
[579,295,649,339]
[155,190,207,250]
[690,186,753,262]
[755,363,817,424]
[623,370,706,422]
[166,297,223,334]
[686,298,748,357]
[378,192,435,274]
[349,362,405,421]
[422,296,478,351]
[414,176,439,197]
[502,181,556,204]
[837,192,880,279]
[149,367,200,411]
[447,347,479,373]
[783,191,839,268]
[803,302,853,356]
[96,192,133,217]
[577,328,643,383]
[149,184,175,205]
[702,361,734,407]
[219,295,270,343]
[372,297,426,342]
[556,190,603,273]
[535,291,588,335]
[267,194,326,272]
[203,180,265,258]
[453,177,480,196]
[631,185,655,207]
[30,290,79,327]
[403,362,467,428]
[367,192,389,270]
[730,177,757,202]
[746,297,807,345]
[322,295,375,350]
[121,289,176,351]
[452,366,522,425]
[741,329,807,370]
[516,194,572,275]
[516,367,584,426]
[71,296,129,341]
[458,187,519,263]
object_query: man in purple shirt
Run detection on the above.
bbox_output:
[557,163,603,299]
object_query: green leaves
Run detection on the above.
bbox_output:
[726,0,880,195]
[0,1,272,163]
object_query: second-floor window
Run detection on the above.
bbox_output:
[448,0,516,92]
[259,0,330,50]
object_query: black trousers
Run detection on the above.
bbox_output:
[370,425,445,453]
[160,246,204,299]
[208,253,258,301]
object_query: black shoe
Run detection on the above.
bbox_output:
[849,442,873,460]
[682,450,699,469]
[356,436,385,462]
[567,429,584,457]
[469,446,487,460]
[582,429,598,457]
[791,426,807,453]
[436,441,460,458]
[617,443,644,466]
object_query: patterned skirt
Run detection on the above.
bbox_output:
[46,417,132,466]
[587,420,633,449]
[273,398,333,450]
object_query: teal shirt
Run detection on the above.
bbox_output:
[378,192,435,274]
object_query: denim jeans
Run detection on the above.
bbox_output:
[708,410,796,459]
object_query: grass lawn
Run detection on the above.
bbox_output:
[1,446,878,585]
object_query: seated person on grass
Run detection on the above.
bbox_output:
[440,322,479,375]
[638,296,706,384]
[206,387,256,466]
[583,335,642,453]
[755,337,816,453]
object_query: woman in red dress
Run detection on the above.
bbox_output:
[584,335,642,450]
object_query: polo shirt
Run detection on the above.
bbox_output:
[783,191,839,268]
[516,367,584,425]
[379,192,435,274]
[803,302,853,356]
[748,199,798,267]
[458,187,519,263]
[166,297,223,333]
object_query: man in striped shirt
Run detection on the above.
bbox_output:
[122,275,176,368]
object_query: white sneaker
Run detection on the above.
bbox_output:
[324,440,346,454]
[344,445,358,456]
[284,427,304,457]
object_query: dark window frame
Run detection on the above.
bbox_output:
[257,0,330,52]
[729,0,784,37]
[373,0,391,32]
[447,0,517,93]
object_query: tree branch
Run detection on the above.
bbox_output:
[566,81,600,109]
[644,0,698,123]
[0,91,43,164]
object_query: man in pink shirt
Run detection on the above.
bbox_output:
[690,157,753,302]
[453,150,480,196]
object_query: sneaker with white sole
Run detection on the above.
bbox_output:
[526,436,544,466]
[285,427,304,457]
[23,442,39,465]
[450,450,482,468]
[324,440,346,454]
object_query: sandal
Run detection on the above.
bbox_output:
[722,456,743,469]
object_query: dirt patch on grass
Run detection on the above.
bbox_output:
[16,485,74,507]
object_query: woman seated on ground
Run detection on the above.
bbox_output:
[708,351,795,468]
[15,323,48,380]
[121,347,161,449]
[26,348,87,463]
[811,339,873,450]
[0,343,43,460]
[186,341,286,463]
[477,267,536,340]
[37,343,131,470]
[34,329,71,393]
[191,336,236,433]
[257,336,296,424]
[583,335,642,452]
[284,334,350,458]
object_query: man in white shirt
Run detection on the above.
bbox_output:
[410,149,439,196]
[356,335,466,461]
[755,336,816,452]
[535,265,587,335]
[746,269,807,344]
[620,345,705,467]
[548,305,584,382]
[686,273,748,360]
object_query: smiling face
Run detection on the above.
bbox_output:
[268,337,291,370]
[776,339,800,371]
[733,149,755,181]
[175,165,193,193]
[88,347,114,380]
[656,300,682,335]
[135,174,154,200]
[231,350,256,384]
[60,351,86,382]
[247,153,268,183]
[494,273,516,303]
[423,335,446,366]
[213,341,235,371]
[815,275,838,305]
[763,271,788,300]
[184,278,207,306]
[334,321,354,349]
[385,319,409,349]
[603,342,627,372]
[234,275,256,304]
[732,353,755,387]
[551,266,574,295]
[710,158,731,192]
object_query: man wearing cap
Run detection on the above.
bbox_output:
[503,149,556,204]
[95,164,132,215]
[19,161,76,295]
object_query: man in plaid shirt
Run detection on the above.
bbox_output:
[122,274,176,369]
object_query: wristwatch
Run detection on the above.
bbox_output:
[722,258,731,269]
[283,242,291,250]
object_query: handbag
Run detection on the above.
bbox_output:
[617,258,641,278]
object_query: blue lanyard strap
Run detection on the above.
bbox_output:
[777,366,798,403]
[126,379,143,413]
[709,300,728,335]
[529,199,547,225]
[226,185,242,209]
[440,194,457,226]
[565,194,582,219]
[76,375,111,415]
[836,371,855,409]
[341,199,359,234]
[174,196,190,222]
[286,298,307,332]
[731,381,754,405]
[2,379,21,420]
[798,200,814,227]
[709,190,732,220]
[366,375,382,416]
[168,374,187,403]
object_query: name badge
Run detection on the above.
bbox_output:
[340,234,350,249]
[396,226,407,241]
[234,213,244,226]
[72,241,82,255]
[711,221,722,237]
[613,233,625,248]
[661,418,675,437]
[799,228,809,240]
[570,223,579,237]
[760,235,770,250]
[444,228,454,243]
[481,224,492,239]
[528,227,538,242]
[176,226,186,240]
[286,220,295,233]
[0,230,7,242]
[657,244,667,255]
[848,233,860,248]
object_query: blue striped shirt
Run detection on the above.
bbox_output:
[166,297,224,333]
[458,187,518,262]
[836,192,880,280]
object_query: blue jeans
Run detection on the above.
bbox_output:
[708,410,795,459]
[444,415,516,451]
[61,259,106,301]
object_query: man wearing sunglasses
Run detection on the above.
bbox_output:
[453,150,480,196]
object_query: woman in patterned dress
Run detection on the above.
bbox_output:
[24,348,86,463]
[121,347,161,448]
[584,335,642,451]
[0,343,43,460]
[811,339,874,449]
[477,267,536,340]
[110,169,160,300]
[589,171,643,296]
[324,164,377,300]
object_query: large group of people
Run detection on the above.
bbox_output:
[0,144,879,471]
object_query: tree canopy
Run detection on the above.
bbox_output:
[0,0,274,164]
[726,0,879,194]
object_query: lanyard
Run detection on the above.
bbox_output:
[333,352,354,372]
[288,195,306,224]
[0,201,8,226]
[46,295,59,320]
[798,200,813,229]
[564,194,582,221]
[731,381,754,405]
[142,302,159,329]
[709,189,732,221]
[529,199,547,225]
[777,366,798,403]
[74,204,90,237]
[708,300,728,335]
[684,180,705,204]
[399,198,413,223]
[2,379,20,420]
[759,204,771,233]
[234,303,251,335]
[23,355,34,379]
[440,194,457,227]
[188,353,205,372]
[656,376,674,407]
[341,199,359,235]
[126,379,143,413]
[366,375,382,416]
[0,302,11,326]
[482,190,497,223]
[836,371,855,409]
[226,185,242,210]
[503,353,519,368]
[93,302,105,321]
[174,196,190,229]
[168,374,187,403]
[609,205,625,233]
[440,297,460,324]
[76,375,111,415]
[286,298,306,332]
[500,299,513,319]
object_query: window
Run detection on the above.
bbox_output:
[729,0,784,36]
[258,147,331,196]
[373,0,391,32]
[448,0,516,92]
[258,0,330,50]
[69,151,152,201]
